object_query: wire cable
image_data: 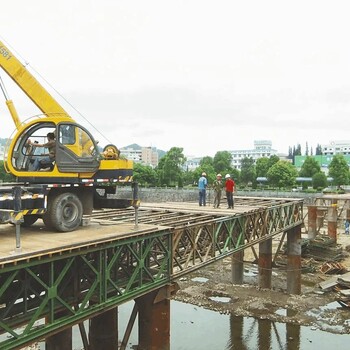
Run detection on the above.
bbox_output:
[0,35,113,145]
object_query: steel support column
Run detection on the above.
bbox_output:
[258,238,272,289]
[46,311,72,350]
[136,287,170,350]
[89,307,118,350]
[286,225,301,295]
[328,204,337,242]
[231,250,244,285]
[307,205,317,239]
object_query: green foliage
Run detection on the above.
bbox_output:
[315,144,323,155]
[156,147,186,187]
[213,151,232,173]
[240,157,256,185]
[312,171,327,189]
[299,156,321,177]
[268,155,280,168]
[200,156,213,167]
[133,163,158,187]
[0,161,14,182]
[255,157,269,177]
[328,154,350,187]
[267,160,298,188]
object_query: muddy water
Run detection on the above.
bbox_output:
[33,300,350,349]
[115,300,350,350]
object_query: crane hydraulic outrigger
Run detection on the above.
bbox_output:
[0,40,136,232]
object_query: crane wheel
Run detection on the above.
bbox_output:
[47,192,83,232]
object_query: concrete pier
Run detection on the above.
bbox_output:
[231,250,244,284]
[286,225,302,295]
[258,238,272,289]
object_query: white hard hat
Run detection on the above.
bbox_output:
[202,172,206,176]
[217,173,222,177]
[225,174,230,179]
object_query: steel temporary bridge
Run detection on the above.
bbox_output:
[0,196,303,349]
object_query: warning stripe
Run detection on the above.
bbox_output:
[0,194,45,201]
[22,209,46,215]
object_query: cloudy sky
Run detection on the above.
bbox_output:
[1,0,350,157]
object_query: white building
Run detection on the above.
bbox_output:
[230,140,278,170]
[120,146,159,167]
[322,140,350,156]
[183,156,202,171]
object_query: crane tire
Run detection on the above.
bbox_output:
[48,192,83,232]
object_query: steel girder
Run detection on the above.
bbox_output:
[0,199,303,349]
[171,200,303,276]
[0,229,172,349]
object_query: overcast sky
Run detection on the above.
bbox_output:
[1,0,350,157]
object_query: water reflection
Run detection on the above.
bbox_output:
[38,300,350,349]
[120,301,350,350]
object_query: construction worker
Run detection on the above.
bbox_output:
[213,174,223,208]
[198,172,208,206]
[225,174,235,209]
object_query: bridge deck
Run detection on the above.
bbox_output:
[0,196,301,266]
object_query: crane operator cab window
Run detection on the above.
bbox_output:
[54,123,100,173]
[11,124,56,172]
[10,122,100,173]
[58,124,98,158]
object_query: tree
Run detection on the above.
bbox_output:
[312,171,328,190]
[213,151,232,174]
[268,155,280,168]
[305,142,309,156]
[299,156,321,177]
[294,144,301,156]
[256,157,270,177]
[0,161,14,182]
[133,163,158,187]
[328,154,350,187]
[267,160,298,188]
[315,144,323,155]
[200,156,213,167]
[240,157,256,185]
[157,147,186,186]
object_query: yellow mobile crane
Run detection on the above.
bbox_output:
[0,40,134,231]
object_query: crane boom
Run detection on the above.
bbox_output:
[0,39,135,233]
[0,40,69,118]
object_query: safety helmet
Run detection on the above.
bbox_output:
[217,173,222,177]
[202,172,206,176]
[225,174,230,179]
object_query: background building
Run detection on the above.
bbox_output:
[120,144,159,167]
[230,140,279,170]
[321,140,350,156]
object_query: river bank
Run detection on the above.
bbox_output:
[174,232,350,334]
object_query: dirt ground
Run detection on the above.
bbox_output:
[173,231,350,334]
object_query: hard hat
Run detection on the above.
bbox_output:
[225,174,230,179]
[217,173,222,177]
[202,172,206,176]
